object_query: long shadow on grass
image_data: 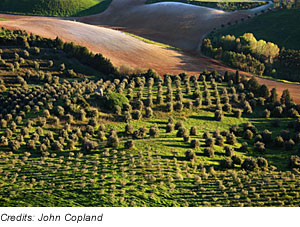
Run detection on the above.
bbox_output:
[189,115,213,121]
[165,144,191,149]
[160,155,186,161]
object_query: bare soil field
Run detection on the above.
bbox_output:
[79,0,273,51]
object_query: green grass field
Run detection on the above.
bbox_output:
[0,0,112,17]
[214,7,300,50]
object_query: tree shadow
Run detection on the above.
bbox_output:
[189,115,213,121]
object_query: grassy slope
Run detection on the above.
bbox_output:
[0,0,112,17]
[213,8,300,50]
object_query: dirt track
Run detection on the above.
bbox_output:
[0,1,299,103]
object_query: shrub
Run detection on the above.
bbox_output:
[174,101,183,112]
[16,116,22,124]
[202,131,211,139]
[125,140,135,149]
[184,101,193,109]
[88,108,98,118]
[132,110,142,120]
[274,136,284,147]
[135,100,144,111]
[289,155,300,168]
[257,157,268,168]
[254,141,265,153]
[1,119,7,128]
[272,106,283,117]
[86,125,95,135]
[255,134,263,143]
[4,129,13,138]
[220,158,234,169]
[107,135,119,148]
[194,98,202,108]
[240,142,248,153]
[233,109,242,118]
[145,107,153,118]
[106,92,129,111]
[133,127,148,139]
[205,137,215,147]
[123,103,132,112]
[175,121,184,130]
[60,63,65,71]
[43,109,51,118]
[232,155,242,165]
[191,139,200,149]
[288,108,299,118]
[124,111,132,123]
[83,139,98,152]
[226,133,237,145]
[166,102,173,112]
[190,126,197,136]
[0,136,8,146]
[52,141,63,152]
[177,127,188,138]
[204,148,214,157]
[241,158,257,171]
[125,124,134,134]
[185,150,196,161]
[66,139,75,150]
[183,135,190,142]
[223,103,232,112]
[115,106,122,115]
[214,110,224,121]
[166,123,174,133]
[284,139,295,151]
[261,130,272,143]
[263,109,271,118]
[48,60,54,67]
[65,114,73,124]
[224,146,234,157]
[88,118,98,127]
[149,125,159,138]
[56,106,64,116]
[243,101,253,114]
[39,144,48,153]
[8,140,20,151]
[243,129,253,140]
[216,135,224,146]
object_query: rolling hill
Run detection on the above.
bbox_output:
[0,0,112,17]
[213,7,300,50]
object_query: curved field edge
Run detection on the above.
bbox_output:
[0,0,112,17]
[212,7,300,50]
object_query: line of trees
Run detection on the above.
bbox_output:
[0,27,118,78]
[202,33,300,82]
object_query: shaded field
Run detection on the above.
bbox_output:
[213,7,300,50]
